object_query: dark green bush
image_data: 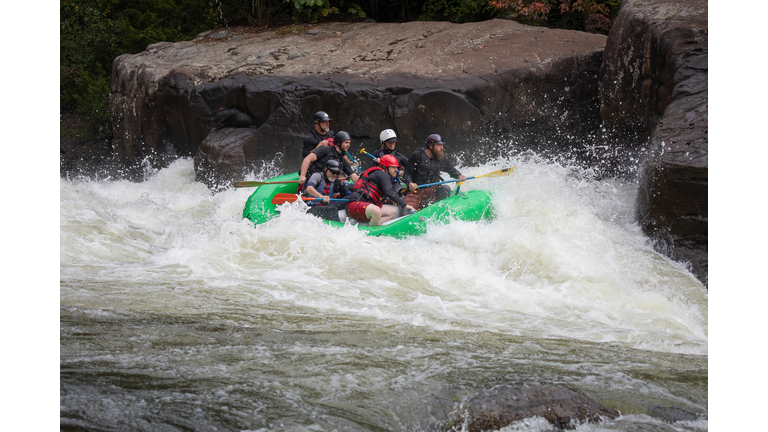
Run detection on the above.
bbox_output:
[419,0,498,23]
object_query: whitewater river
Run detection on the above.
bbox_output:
[60,155,707,431]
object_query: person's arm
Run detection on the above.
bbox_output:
[373,171,409,208]
[341,157,359,183]
[343,154,360,174]
[396,152,411,184]
[306,185,330,203]
[404,153,419,191]
[299,153,318,185]
[305,173,330,203]
[316,136,333,149]
[370,149,382,167]
[441,158,464,180]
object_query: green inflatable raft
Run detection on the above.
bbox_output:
[242,172,495,238]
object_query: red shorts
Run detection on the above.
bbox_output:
[346,201,380,222]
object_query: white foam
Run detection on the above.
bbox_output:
[61,156,707,355]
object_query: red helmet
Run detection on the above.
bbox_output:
[379,154,399,168]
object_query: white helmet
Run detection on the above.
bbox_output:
[380,129,397,143]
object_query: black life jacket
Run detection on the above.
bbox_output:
[411,148,443,184]
[352,167,385,205]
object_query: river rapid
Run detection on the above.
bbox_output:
[60,154,707,431]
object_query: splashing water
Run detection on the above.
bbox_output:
[61,155,707,431]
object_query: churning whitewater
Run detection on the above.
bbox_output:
[60,153,707,431]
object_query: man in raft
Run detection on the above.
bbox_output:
[299,131,360,187]
[403,133,466,211]
[301,111,334,160]
[346,155,415,226]
[301,159,351,222]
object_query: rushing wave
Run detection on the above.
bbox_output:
[60,154,707,431]
[61,156,706,354]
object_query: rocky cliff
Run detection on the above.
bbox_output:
[599,0,708,284]
[108,19,609,186]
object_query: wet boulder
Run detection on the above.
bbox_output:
[446,384,619,431]
[636,90,707,285]
[108,19,608,188]
[599,0,708,285]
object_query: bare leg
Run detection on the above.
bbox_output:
[377,205,400,224]
[365,204,382,226]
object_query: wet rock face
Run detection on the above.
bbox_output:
[446,384,619,431]
[599,0,707,134]
[600,0,708,285]
[109,19,608,187]
[636,90,707,284]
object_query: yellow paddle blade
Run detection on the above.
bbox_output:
[477,167,515,179]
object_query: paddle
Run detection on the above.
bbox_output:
[345,151,363,175]
[233,180,299,188]
[359,148,376,159]
[271,193,350,205]
[401,167,515,194]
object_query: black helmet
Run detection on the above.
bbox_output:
[314,111,332,123]
[333,131,351,145]
[425,134,444,147]
[324,159,342,173]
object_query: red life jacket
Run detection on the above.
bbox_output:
[321,179,332,196]
[352,167,385,205]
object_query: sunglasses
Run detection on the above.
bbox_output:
[385,138,397,144]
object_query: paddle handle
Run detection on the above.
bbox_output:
[414,176,474,189]
[359,149,377,160]
[345,151,363,174]
[413,168,513,189]
[309,197,349,202]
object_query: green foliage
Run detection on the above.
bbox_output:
[347,3,366,18]
[419,0,495,23]
[284,0,339,23]
[60,0,282,138]
[61,0,119,137]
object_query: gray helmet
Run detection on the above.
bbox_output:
[314,111,332,123]
[333,131,351,145]
[324,159,342,173]
[425,134,444,147]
